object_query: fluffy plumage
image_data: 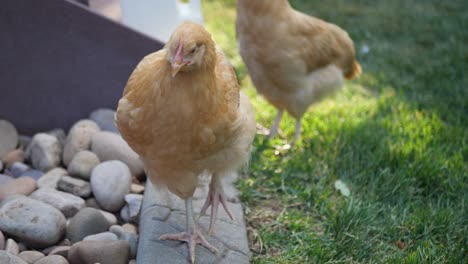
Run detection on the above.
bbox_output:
[236,0,361,143]
[116,22,256,263]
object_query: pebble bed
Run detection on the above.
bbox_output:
[0,109,144,264]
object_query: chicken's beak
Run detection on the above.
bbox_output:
[171,62,184,78]
[172,40,185,78]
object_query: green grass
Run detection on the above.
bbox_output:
[203,0,467,263]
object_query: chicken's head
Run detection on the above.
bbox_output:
[166,22,216,77]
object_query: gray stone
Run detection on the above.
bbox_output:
[35,255,69,264]
[57,176,91,198]
[67,151,100,180]
[89,108,119,133]
[90,161,131,212]
[37,168,67,189]
[90,132,144,176]
[17,242,27,253]
[63,120,100,166]
[48,128,67,149]
[0,230,4,250]
[9,162,30,178]
[109,226,138,259]
[2,149,25,168]
[0,197,66,248]
[0,250,28,264]
[19,170,43,181]
[83,232,118,242]
[0,177,36,201]
[0,120,18,159]
[0,174,13,185]
[66,208,110,243]
[109,225,125,238]
[5,238,19,255]
[48,246,71,258]
[67,240,130,264]
[26,133,62,172]
[98,210,117,226]
[30,188,85,218]
[17,250,45,264]
[119,232,138,260]
[84,198,100,209]
[120,194,142,224]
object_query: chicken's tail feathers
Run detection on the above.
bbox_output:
[345,60,362,80]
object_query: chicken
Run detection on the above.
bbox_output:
[236,0,361,144]
[115,22,256,263]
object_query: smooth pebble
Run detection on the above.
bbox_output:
[63,120,100,166]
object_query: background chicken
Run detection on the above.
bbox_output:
[116,22,256,263]
[236,0,361,144]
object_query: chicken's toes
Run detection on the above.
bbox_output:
[159,230,218,263]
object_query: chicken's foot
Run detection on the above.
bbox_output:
[160,197,217,263]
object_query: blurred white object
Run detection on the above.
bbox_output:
[119,0,204,42]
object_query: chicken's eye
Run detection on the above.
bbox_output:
[189,47,197,54]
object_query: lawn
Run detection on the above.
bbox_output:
[203,0,467,263]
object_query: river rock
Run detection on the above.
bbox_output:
[98,210,117,226]
[129,184,144,194]
[0,174,13,185]
[0,197,66,248]
[37,167,67,189]
[0,120,18,159]
[67,240,130,264]
[90,132,144,176]
[48,246,71,258]
[120,194,142,224]
[2,149,25,168]
[9,162,30,178]
[19,170,43,181]
[17,250,45,263]
[26,133,62,172]
[67,151,100,180]
[63,120,100,166]
[0,250,27,264]
[83,232,118,242]
[0,230,4,250]
[122,224,137,235]
[0,177,36,201]
[36,255,69,264]
[66,208,110,243]
[5,238,19,255]
[89,109,119,133]
[48,128,67,149]
[30,188,85,218]
[90,161,131,212]
[57,176,91,198]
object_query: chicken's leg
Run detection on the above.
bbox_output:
[160,197,217,263]
[268,109,284,139]
[291,119,301,146]
[199,174,235,235]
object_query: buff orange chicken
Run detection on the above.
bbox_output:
[116,22,256,263]
[236,0,361,145]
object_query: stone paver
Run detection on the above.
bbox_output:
[137,175,250,264]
